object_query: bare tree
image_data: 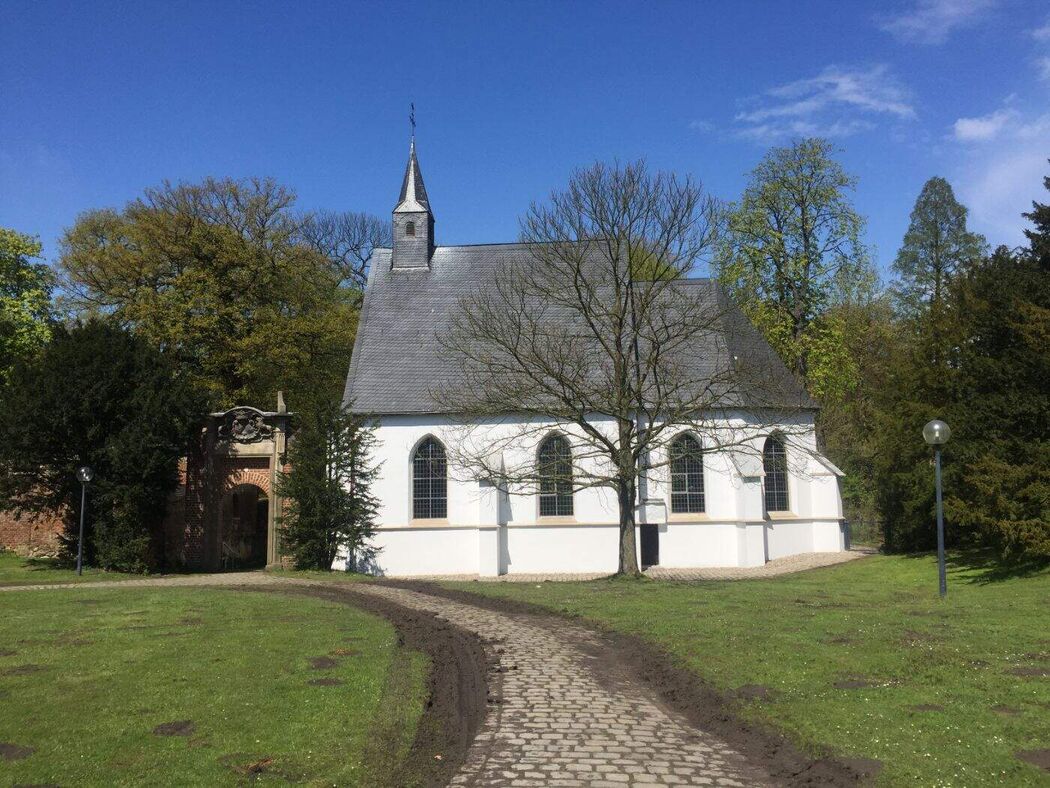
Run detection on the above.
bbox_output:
[436,161,808,575]
[298,210,392,288]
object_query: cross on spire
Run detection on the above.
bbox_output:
[410,102,416,141]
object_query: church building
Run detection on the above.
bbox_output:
[339,141,847,577]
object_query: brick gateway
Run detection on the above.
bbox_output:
[164,403,292,571]
[1,401,292,571]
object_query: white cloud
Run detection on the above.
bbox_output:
[689,120,715,133]
[1015,114,1050,140]
[1032,19,1050,41]
[952,108,1017,141]
[878,0,996,44]
[951,113,1050,245]
[735,119,874,144]
[732,65,914,142]
[1036,56,1050,81]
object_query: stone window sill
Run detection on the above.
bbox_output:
[667,513,711,523]
[535,516,579,526]
[409,518,450,527]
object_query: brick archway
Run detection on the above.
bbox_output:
[165,405,291,571]
[220,458,273,500]
[219,481,270,570]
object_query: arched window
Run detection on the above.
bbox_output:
[538,435,573,517]
[412,437,447,519]
[670,433,705,513]
[763,435,789,512]
[405,221,416,236]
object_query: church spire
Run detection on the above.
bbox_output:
[391,130,435,269]
[394,138,431,214]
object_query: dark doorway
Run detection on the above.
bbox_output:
[219,484,269,570]
[640,523,659,567]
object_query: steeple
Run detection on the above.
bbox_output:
[391,138,435,269]
[395,139,430,213]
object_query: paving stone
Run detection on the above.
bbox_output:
[348,583,772,786]
[0,569,791,785]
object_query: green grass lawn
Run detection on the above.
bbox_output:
[0,586,428,786]
[446,554,1050,786]
[0,551,139,586]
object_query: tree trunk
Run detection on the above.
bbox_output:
[617,476,640,576]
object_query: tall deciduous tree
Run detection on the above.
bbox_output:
[437,160,799,575]
[0,228,55,382]
[298,210,391,290]
[892,177,986,317]
[58,178,386,409]
[0,321,202,570]
[716,138,876,402]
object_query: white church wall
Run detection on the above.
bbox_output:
[503,525,620,574]
[366,526,480,576]
[657,522,741,566]
[765,520,814,559]
[351,411,845,575]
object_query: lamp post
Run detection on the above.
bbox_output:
[75,466,94,576]
[922,420,951,597]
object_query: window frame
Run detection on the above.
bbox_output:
[537,434,574,518]
[669,432,706,514]
[405,221,416,236]
[411,436,447,521]
[763,434,790,513]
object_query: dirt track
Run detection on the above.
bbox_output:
[270,583,489,788]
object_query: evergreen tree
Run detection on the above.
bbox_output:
[892,177,986,317]
[873,171,1050,557]
[277,394,380,570]
[1023,166,1050,265]
[0,321,202,570]
[945,245,1049,559]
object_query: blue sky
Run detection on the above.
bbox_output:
[2,0,1048,278]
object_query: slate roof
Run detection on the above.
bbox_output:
[343,242,816,415]
[394,140,430,213]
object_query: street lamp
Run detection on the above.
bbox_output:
[75,466,94,576]
[922,420,951,597]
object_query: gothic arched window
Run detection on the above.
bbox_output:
[412,437,447,519]
[670,433,705,513]
[763,435,790,512]
[538,435,573,517]
[405,221,416,236]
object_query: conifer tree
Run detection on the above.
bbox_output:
[892,176,985,317]
[0,321,201,570]
[277,395,380,571]
[874,170,1049,557]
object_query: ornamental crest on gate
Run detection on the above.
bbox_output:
[216,407,275,444]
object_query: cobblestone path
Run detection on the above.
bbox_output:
[351,583,771,787]
[2,574,775,786]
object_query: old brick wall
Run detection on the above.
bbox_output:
[165,451,275,570]
[0,508,64,556]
